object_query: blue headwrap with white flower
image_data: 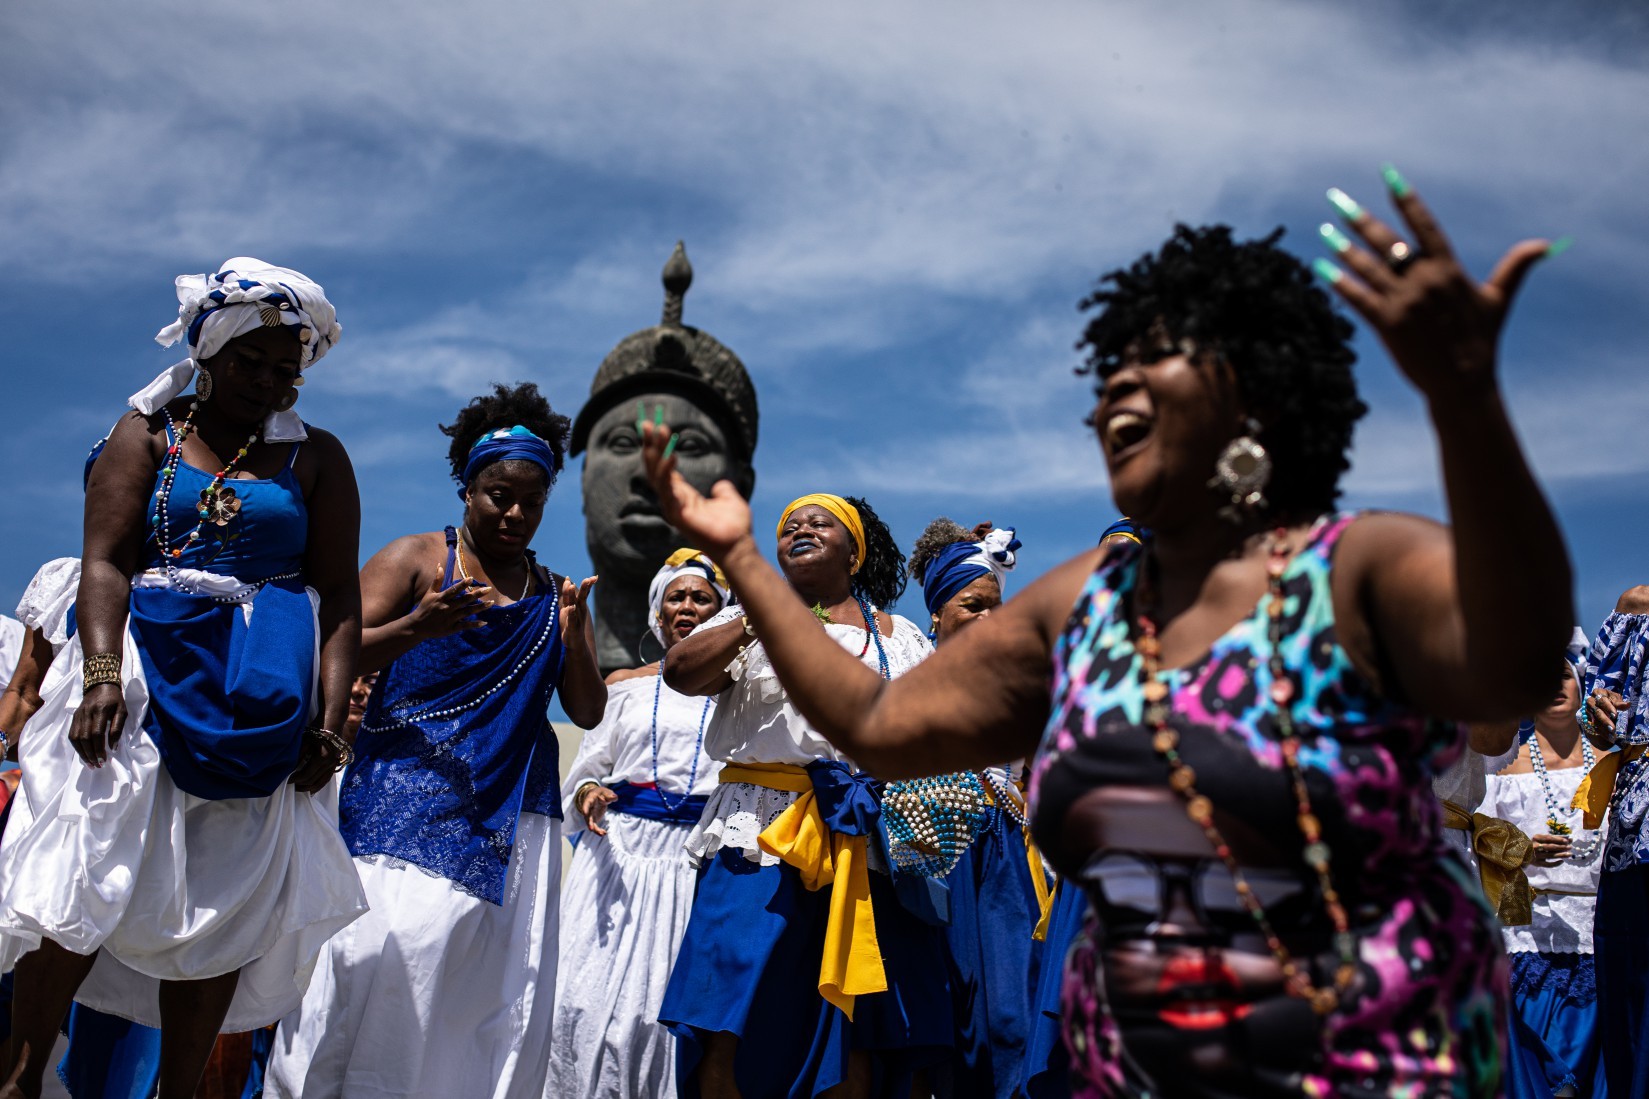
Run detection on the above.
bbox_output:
[131,258,341,442]
[921,527,1021,624]
[459,425,561,498]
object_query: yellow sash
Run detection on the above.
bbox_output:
[1572,744,1644,830]
[719,762,884,1019]
[981,778,1056,940]
[1441,800,1534,926]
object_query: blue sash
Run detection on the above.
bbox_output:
[129,576,314,800]
[341,581,565,905]
[609,779,709,826]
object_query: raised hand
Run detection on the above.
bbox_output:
[561,575,598,650]
[640,418,754,559]
[1316,165,1558,407]
[408,564,491,640]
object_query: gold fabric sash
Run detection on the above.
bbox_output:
[1441,800,1533,926]
[981,777,1056,941]
[1572,743,1644,830]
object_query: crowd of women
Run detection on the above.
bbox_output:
[0,165,1632,1099]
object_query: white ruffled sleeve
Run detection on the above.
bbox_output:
[559,680,634,821]
[15,558,81,652]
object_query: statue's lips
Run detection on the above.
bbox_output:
[618,508,673,533]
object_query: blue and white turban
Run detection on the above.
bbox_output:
[130,258,341,442]
[459,426,562,498]
[920,527,1021,630]
[648,548,730,648]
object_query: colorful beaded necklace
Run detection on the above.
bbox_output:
[1135,527,1356,1016]
[150,405,260,562]
[650,654,713,814]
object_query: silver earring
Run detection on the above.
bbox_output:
[1208,418,1271,523]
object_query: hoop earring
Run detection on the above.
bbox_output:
[194,369,214,402]
[271,387,299,413]
[1207,418,1271,524]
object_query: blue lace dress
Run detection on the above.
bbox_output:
[266,527,568,1099]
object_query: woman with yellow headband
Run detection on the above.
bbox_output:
[657,493,950,1099]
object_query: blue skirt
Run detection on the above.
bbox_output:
[1595,865,1649,1096]
[938,811,1079,1099]
[661,847,953,1098]
[1505,953,1605,1098]
[1024,883,1086,1099]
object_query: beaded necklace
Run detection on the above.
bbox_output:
[1529,730,1598,855]
[650,655,713,813]
[854,594,890,679]
[981,766,1028,829]
[1136,527,1356,1016]
[454,531,535,601]
[151,406,260,562]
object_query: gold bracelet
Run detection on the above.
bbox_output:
[83,653,123,691]
[307,725,355,771]
[574,781,602,814]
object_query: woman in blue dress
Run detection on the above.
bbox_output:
[900,519,1082,1099]
[266,381,605,1099]
[0,259,367,1099]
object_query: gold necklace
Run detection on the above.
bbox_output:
[455,532,534,601]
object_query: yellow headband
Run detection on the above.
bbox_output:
[777,494,866,575]
[663,546,729,591]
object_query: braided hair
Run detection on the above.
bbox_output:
[440,382,572,489]
[844,495,907,609]
[1077,224,1366,516]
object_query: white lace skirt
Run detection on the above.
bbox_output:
[0,622,368,1031]
[264,813,561,1099]
[681,782,798,868]
[549,811,699,1099]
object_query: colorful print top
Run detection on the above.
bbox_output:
[1028,513,1506,1099]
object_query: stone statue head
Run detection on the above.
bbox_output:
[571,243,759,672]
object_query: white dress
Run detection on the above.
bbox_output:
[682,604,933,867]
[0,559,367,1031]
[265,814,561,1099]
[1482,762,1604,955]
[548,674,720,1099]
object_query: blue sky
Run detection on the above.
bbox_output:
[3,0,1647,662]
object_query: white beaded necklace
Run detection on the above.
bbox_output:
[1529,729,1601,861]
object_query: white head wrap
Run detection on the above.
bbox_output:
[648,549,731,649]
[130,257,341,442]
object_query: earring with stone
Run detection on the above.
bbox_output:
[1207,417,1272,523]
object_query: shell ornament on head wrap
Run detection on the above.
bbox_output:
[130,258,341,442]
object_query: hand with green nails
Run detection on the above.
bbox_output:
[1312,164,1564,407]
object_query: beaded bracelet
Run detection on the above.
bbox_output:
[0,730,9,757]
[83,652,122,691]
[1578,702,1596,738]
[307,725,355,771]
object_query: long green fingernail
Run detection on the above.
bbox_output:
[1544,235,1575,259]
[635,401,646,433]
[1380,163,1412,198]
[662,433,679,460]
[1326,188,1363,221]
[653,405,664,428]
[1312,258,1344,284]
[1318,223,1354,254]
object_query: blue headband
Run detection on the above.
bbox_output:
[459,426,559,498]
[921,528,1022,620]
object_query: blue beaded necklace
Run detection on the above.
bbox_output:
[855,594,890,680]
[650,655,713,813]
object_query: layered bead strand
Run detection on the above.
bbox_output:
[1138,527,1357,1016]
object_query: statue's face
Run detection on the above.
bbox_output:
[582,392,752,574]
